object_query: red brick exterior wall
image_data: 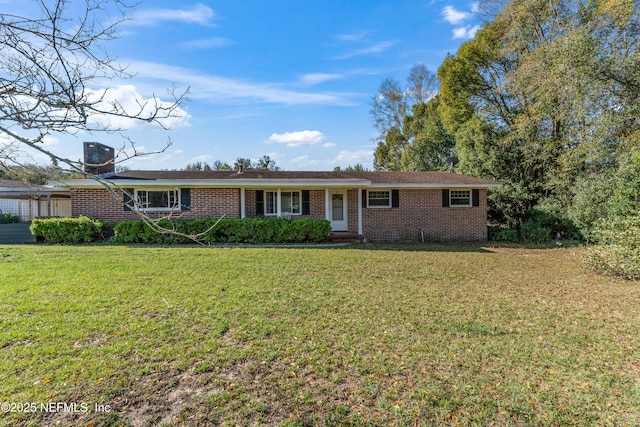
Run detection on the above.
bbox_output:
[361,189,487,241]
[310,190,325,219]
[347,189,359,232]
[70,188,240,222]
[71,186,488,241]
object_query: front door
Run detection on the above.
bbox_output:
[330,191,348,231]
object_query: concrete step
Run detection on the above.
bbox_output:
[0,223,36,243]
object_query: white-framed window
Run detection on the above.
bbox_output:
[367,190,391,208]
[135,189,179,211]
[265,190,301,215]
[450,190,472,207]
[265,191,277,215]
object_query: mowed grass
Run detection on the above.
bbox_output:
[0,244,639,426]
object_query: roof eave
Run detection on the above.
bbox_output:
[367,182,502,189]
[62,178,374,188]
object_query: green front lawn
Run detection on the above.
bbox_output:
[0,244,638,426]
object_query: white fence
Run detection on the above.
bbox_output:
[0,198,71,222]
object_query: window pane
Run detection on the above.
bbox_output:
[291,192,300,214]
[282,192,291,213]
[450,190,471,206]
[137,191,148,207]
[266,192,277,214]
[135,190,178,210]
[280,191,301,215]
[332,194,343,220]
[368,191,390,207]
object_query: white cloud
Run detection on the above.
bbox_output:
[336,31,373,43]
[322,142,337,148]
[190,154,212,163]
[85,85,191,130]
[266,130,325,147]
[300,73,343,85]
[452,25,480,39]
[127,61,355,106]
[181,37,233,50]
[334,149,374,165]
[41,135,60,146]
[289,155,323,169]
[332,41,397,60]
[131,4,214,26]
[442,5,471,24]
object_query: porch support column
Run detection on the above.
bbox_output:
[325,188,330,221]
[240,188,246,219]
[357,188,362,235]
[276,188,282,217]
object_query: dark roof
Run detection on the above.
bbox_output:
[109,170,498,185]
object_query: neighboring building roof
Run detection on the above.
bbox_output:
[61,170,501,189]
[0,179,69,197]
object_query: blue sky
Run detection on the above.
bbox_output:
[8,0,481,171]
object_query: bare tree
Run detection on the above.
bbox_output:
[369,77,407,139]
[406,63,439,106]
[0,0,188,169]
[0,0,212,241]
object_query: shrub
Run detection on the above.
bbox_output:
[584,215,640,280]
[0,212,20,224]
[520,220,552,243]
[491,228,519,242]
[114,217,331,245]
[30,216,105,243]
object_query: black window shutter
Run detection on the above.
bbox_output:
[180,188,191,210]
[442,189,450,207]
[302,190,310,215]
[123,188,134,211]
[472,189,480,207]
[256,190,264,216]
[391,189,400,208]
[361,189,367,207]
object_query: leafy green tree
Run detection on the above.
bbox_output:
[371,64,439,170]
[255,155,281,171]
[400,97,455,171]
[437,0,640,230]
[233,156,280,171]
[184,161,212,171]
[374,127,405,171]
[333,163,368,171]
[212,160,232,171]
[234,157,253,171]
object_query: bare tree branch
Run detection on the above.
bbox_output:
[0,0,212,241]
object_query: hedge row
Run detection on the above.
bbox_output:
[30,216,105,243]
[113,217,331,244]
[0,212,20,224]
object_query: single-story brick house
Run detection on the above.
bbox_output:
[62,170,501,241]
